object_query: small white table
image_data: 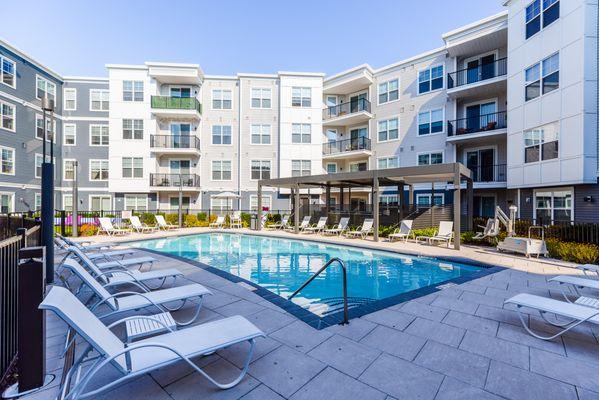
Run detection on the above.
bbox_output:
[125,312,177,342]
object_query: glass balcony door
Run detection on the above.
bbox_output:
[350,92,367,113]
[170,87,191,98]
[466,148,495,182]
[170,123,191,148]
[349,128,367,151]
[465,102,496,133]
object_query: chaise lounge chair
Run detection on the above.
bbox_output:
[57,234,117,252]
[55,237,134,261]
[230,211,242,229]
[417,221,454,247]
[345,218,374,239]
[323,217,349,236]
[285,216,311,232]
[155,215,179,230]
[65,246,155,271]
[303,216,328,234]
[98,218,130,236]
[210,216,226,229]
[548,275,599,308]
[267,215,289,230]
[129,216,157,233]
[388,220,413,242]
[40,286,264,399]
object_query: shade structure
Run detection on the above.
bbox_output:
[212,191,241,199]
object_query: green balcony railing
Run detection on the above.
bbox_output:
[151,96,202,114]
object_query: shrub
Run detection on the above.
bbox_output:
[165,213,179,226]
[378,225,395,238]
[79,223,98,236]
[184,214,201,227]
[197,212,207,222]
[241,212,251,228]
[546,239,599,264]
[208,214,218,223]
[138,212,155,226]
[412,227,437,238]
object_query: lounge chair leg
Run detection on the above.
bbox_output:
[172,297,204,326]
[517,306,588,340]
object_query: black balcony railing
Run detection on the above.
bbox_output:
[323,98,371,120]
[149,173,200,188]
[447,57,507,89]
[150,135,200,150]
[151,96,202,114]
[468,164,507,183]
[448,111,507,136]
[323,137,371,155]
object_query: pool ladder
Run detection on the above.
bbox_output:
[288,257,349,325]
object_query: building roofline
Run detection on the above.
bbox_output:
[373,46,447,75]
[277,71,326,77]
[105,64,149,70]
[441,10,508,40]
[63,76,108,82]
[0,37,63,81]
[204,74,238,80]
[237,72,279,79]
[324,64,374,83]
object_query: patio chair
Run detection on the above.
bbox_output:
[230,211,242,229]
[302,216,328,234]
[267,215,289,230]
[323,217,349,236]
[155,215,179,230]
[209,216,226,229]
[55,237,134,261]
[345,218,374,239]
[40,286,264,399]
[417,221,453,247]
[388,220,414,243]
[98,218,130,236]
[285,216,311,232]
[129,216,157,233]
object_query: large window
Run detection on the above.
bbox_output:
[0,56,15,88]
[90,160,109,181]
[212,160,232,180]
[34,155,55,178]
[378,79,399,104]
[125,194,148,211]
[0,146,14,175]
[418,65,443,94]
[291,160,311,177]
[90,89,109,110]
[62,194,73,212]
[417,193,444,206]
[211,198,232,212]
[90,125,109,146]
[251,88,271,108]
[35,193,41,211]
[63,124,76,145]
[526,0,559,39]
[90,195,111,211]
[251,160,271,180]
[122,157,143,178]
[377,157,399,169]
[212,125,232,145]
[380,195,399,206]
[378,118,399,142]
[0,193,14,213]
[418,108,444,135]
[326,163,337,174]
[0,101,15,131]
[212,89,232,109]
[35,115,55,141]
[64,88,77,110]
[251,124,271,144]
[123,119,143,140]
[291,123,311,143]
[418,152,443,166]
[63,160,76,181]
[524,122,559,163]
[525,53,559,101]
[250,195,271,211]
[535,190,571,223]
[123,81,143,102]
[36,76,56,101]
[292,87,311,107]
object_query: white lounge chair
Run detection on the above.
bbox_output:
[345,219,374,239]
[65,246,155,272]
[230,211,242,229]
[210,216,225,229]
[129,216,157,233]
[417,221,453,247]
[57,234,118,251]
[98,218,130,236]
[40,286,264,399]
[55,237,134,261]
[285,216,311,232]
[388,220,413,242]
[303,217,328,234]
[578,264,599,278]
[267,215,289,230]
[155,215,179,230]
[323,217,349,236]
[549,275,599,308]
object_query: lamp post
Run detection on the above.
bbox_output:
[41,98,55,284]
[178,173,183,228]
[72,161,78,237]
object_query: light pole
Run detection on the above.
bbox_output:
[178,173,183,228]
[41,98,55,283]
[72,160,78,237]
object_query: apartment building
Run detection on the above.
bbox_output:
[0,0,597,223]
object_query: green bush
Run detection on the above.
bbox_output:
[241,212,251,228]
[80,223,98,236]
[184,214,201,227]
[378,225,396,238]
[197,212,207,222]
[412,227,437,238]
[137,212,155,226]
[546,239,599,264]
[165,213,179,226]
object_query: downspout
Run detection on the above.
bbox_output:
[238,78,242,210]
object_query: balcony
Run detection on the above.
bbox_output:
[323,98,373,126]
[150,96,202,119]
[149,173,201,191]
[323,137,372,160]
[470,164,507,185]
[447,111,507,141]
[446,58,507,99]
[150,135,201,156]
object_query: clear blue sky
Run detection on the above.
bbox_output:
[3,0,504,77]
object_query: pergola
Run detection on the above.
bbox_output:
[257,163,474,250]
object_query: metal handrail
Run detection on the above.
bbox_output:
[288,257,349,325]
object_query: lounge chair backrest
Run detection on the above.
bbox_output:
[438,221,454,237]
[316,217,327,227]
[300,216,311,227]
[232,211,241,219]
[400,220,413,234]
[338,217,349,229]
[129,216,143,228]
[281,215,289,225]
[361,218,374,232]
[39,286,126,370]
[155,215,168,227]
[54,237,68,249]
[69,247,108,284]
[61,258,116,309]
[215,216,225,224]
[99,217,114,231]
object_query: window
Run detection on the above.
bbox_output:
[212,160,232,180]
[378,79,399,104]
[349,162,368,172]
[0,146,14,175]
[0,101,15,131]
[326,163,337,174]
[125,194,148,211]
[0,193,14,213]
[122,157,143,178]
[251,88,271,108]
[380,195,398,206]
[291,87,311,107]
[90,125,109,146]
[212,89,232,109]
[292,123,311,143]
[35,115,55,141]
[122,119,143,140]
[417,194,445,206]
[36,76,56,101]
[377,157,399,169]
[526,0,559,39]
[535,189,571,223]
[90,89,109,110]
[64,88,77,110]
[90,196,111,211]
[418,108,444,135]
[378,118,399,142]
[212,125,232,145]
[250,195,271,211]
[170,87,191,98]
[35,193,41,211]
[63,160,76,181]
[418,65,443,94]
[418,152,443,165]
[123,81,143,102]
[525,53,559,101]
[251,160,271,180]
[211,198,232,212]
[251,124,271,144]
[90,160,109,181]
[524,122,559,163]
[62,194,73,212]
[291,160,311,177]
[63,124,76,145]
[0,56,15,88]
[35,154,43,178]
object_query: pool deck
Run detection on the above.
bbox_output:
[26,228,599,400]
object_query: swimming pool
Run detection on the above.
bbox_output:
[132,233,498,327]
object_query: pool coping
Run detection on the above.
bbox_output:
[127,231,506,330]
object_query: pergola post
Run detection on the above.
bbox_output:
[257,183,262,230]
[294,184,300,234]
[373,175,379,242]
[409,184,414,212]
[453,167,461,250]
[325,185,331,215]
[340,187,344,209]
[467,178,474,231]
[398,183,404,221]
[431,182,435,226]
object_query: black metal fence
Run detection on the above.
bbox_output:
[150,135,201,150]
[447,57,507,89]
[322,98,371,120]
[323,137,372,155]
[448,111,507,136]
[149,173,201,188]
[470,164,507,183]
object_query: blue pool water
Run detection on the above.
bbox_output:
[132,233,484,317]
